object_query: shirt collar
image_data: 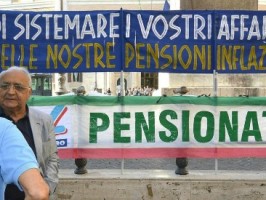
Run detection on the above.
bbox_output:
[0,105,29,120]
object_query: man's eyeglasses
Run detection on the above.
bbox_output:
[0,83,30,92]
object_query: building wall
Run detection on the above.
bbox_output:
[168,0,262,97]
[180,0,258,10]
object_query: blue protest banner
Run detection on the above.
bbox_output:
[1,10,266,73]
[1,10,122,73]
[122,10,214,73]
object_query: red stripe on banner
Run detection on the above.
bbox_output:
[54,106,68,126]
[58,147,266,159]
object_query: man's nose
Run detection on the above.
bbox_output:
[6,85,16,92]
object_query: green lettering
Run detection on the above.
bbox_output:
[89,113,110,143]
[219,111,238,142]
[182,110,190,142]
[159,110,178,142]
[114,112,130,143]
[135,112,155,143]
[242,111,262,142]
[194,111,214,143]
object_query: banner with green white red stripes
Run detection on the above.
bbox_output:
[28,95,266,159]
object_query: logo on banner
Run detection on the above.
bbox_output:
[56,139,68,147]
[50,105,68,135]
[50,105,69,147]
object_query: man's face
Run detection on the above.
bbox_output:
[0,71,32,111]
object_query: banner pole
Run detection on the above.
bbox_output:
[213,69,218,97]
[213,69,218,172]
[120,70,125,174]
[120,70,124,96]
[119,8,125,174]
[119,12,125,171]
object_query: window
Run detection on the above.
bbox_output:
[68,73,83,82]
[141,72,158,89]
[31,74,52,96]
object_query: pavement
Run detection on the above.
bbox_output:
[59,158,266,171]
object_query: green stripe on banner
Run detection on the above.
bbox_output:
[27,96,266,106]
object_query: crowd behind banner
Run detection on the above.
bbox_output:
[111,86,155,96]
[1,10,266,74]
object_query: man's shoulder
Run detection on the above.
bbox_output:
[0,117,12,123]
[0,118,14,137]
[29,107,51,120]
[0,117,13,128]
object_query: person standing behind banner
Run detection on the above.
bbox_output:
[0,66,59,200]
[0,117,49,200]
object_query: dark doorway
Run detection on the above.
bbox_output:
[31,74,52,96]
[141,72,158,89]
